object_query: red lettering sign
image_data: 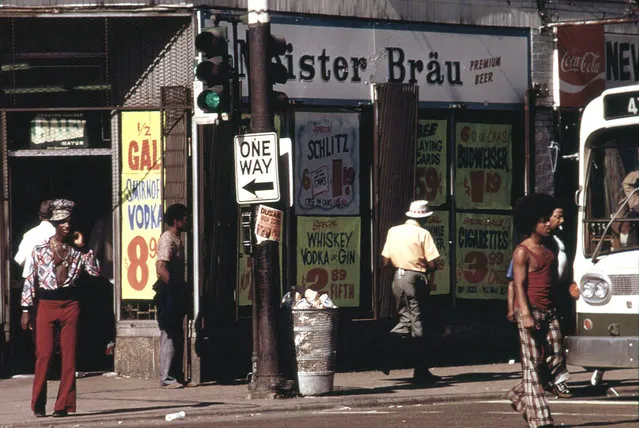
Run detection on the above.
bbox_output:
[557,25,605,107]
[127,139,161,171]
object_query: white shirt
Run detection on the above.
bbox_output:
[554,235,569,282]
[14,221,56,278]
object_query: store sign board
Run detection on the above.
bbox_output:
[294,112,360,215]
[120,111,163,300]
[227,19,529,105]
[454,122,512,210]
[415,119,447,206]
[606,33,639,89]
[424,211,450,296]
[557,25,605,108]
[296,216,361,307]
[30,113,88,149]
[455,213,512,300]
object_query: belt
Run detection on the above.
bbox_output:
[38,286,78,301]
[396,268,426,278]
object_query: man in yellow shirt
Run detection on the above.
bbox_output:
[381,200,440,384]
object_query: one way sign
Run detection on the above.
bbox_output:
[234,132,280,204]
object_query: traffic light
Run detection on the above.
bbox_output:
[242,33,290,112]
[268,35,289,111]
[194,28,231,115]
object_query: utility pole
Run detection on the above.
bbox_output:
[247,0,285,397]
[248,0,274,134]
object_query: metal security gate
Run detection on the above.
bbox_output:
[0,112,9,375]
[372,83,419,319]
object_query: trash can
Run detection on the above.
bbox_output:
[291,308,339,396]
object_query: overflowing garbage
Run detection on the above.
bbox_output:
[281,287,338,310]
[280,286,339,395]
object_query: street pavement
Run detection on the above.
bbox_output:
[0,363,637,427]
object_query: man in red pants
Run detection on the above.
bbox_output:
[20,199,100,418]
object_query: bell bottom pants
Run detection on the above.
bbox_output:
[32,299,79,413]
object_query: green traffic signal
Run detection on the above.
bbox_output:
[195,27,230,115]
[205,91,221,109]
[197,87,227,113]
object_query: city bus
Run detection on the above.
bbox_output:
[564,85,639,386]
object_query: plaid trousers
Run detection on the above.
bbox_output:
[507,307,565,428]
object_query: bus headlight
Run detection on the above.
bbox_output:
[580,274,611,305]
[582,283,595,299]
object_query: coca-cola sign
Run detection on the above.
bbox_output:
[557,25,605,107]
[560,51,602,75]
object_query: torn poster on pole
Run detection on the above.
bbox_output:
[255,205,283,244]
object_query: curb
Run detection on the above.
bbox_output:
[8,390,508,427]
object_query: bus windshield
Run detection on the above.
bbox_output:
[584,128,639,257]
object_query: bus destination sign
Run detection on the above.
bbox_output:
[603,91,639,120]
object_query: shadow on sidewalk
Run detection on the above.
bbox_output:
[78,400,225,417]
[435,371,521,384]
[561,419,639,427]
[321,369,525,397]
[331,372,518,396]
[568,379,639,400]
[331,382,443,396]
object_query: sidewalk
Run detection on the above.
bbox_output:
[0,363,637,427]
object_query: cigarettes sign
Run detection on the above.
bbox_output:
[234,132,280,204]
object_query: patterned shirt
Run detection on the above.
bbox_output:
[156,230,184,281]
[21,240,100,307]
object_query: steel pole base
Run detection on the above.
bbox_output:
[247,374,296,399]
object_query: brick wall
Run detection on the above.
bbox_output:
[531,26,556,195]
[534,108,556,195]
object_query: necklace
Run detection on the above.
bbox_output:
[51,239,70,267]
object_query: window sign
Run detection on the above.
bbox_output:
[297,216,361,307]
[455,213,512,300]
[120,111,163,300]
[295,112,360,215]
[454,123,512,210]
[30,113,88,149]
[424,211,450,295]
[416,120,447,206]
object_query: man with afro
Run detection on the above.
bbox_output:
[506,193,570,428]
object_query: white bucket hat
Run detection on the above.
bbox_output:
[406,200,433,218]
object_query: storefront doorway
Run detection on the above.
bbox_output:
[9,154,115,373]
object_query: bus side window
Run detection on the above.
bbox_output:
[612,170,639,249]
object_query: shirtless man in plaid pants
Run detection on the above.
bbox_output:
[507,193,569,428]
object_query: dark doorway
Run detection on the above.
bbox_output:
[9,154,115,373]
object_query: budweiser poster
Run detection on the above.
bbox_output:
[556,25,605,107]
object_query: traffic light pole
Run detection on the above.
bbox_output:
[248,4,273,134]
[230,19,242,134]
[247,0,285,397]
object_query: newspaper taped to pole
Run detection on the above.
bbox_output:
[255,205,283,244]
